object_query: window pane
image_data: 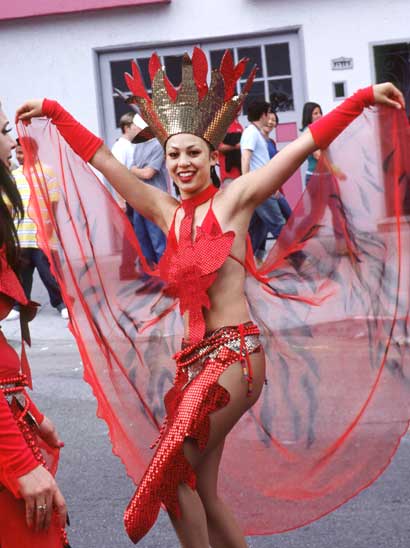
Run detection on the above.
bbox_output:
[268,78,294,111]
[210,49,234,70]
[164,55,183,86]
[237,46,262,78]
[110,57,151,92]
[113,96,134,129]
[240,80,265,115]
[110,59,132,91]
[265,43,291,76]
[134,57,151,88]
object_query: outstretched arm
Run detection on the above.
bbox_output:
[226,83,404,213]
[90,143,175,230]
[15,100,176,232]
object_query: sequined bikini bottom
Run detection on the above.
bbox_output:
[124,322,261,543]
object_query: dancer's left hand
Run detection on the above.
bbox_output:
[38,416,65,449]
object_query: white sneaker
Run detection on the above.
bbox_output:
[60,307,69,320]
[5,309,20,321]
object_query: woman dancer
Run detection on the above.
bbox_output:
[16,49,405,547]
[0,101,68,547]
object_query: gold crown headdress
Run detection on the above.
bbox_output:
[124,47,256,148]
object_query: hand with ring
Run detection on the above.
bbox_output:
[17,465,67,532]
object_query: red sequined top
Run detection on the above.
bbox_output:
[158,185,236,342]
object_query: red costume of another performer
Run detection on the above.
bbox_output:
[0,248,69,547]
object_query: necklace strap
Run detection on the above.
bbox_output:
[181,184,218,213]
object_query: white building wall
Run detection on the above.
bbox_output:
[0,0,409,135]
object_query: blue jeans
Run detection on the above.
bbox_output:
[133,211,166,265]
[19,248,63,307]
[277,193,292,221]
[249,195,286,255]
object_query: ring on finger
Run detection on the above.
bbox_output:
[37,504,47,512]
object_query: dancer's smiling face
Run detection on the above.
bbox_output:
[165,133,218,198]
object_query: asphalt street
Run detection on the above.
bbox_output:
[2,274,410,548]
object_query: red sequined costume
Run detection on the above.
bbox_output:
[0,247,69,547]
[124,184,262,542]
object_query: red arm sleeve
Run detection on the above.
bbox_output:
[42,99,104,162]
[309,86,375,149]
[0,391,39,497]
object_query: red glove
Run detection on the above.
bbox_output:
[42,99,103,162]
[309,86,375,149]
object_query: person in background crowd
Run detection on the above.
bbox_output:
[0,99,68,548]
[301,101,322,184]
[111,112,139,280]
[241,100,287,260]
[6,138,68,321]
[218,116,243,187]
[261,111,292,222]
[130,114,167,266]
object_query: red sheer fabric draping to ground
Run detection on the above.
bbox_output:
[19,106,410,535]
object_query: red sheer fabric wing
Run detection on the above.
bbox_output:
[219,106,410,533]
[18,118,183,483]
[18,108,410,535]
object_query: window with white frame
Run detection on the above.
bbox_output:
[98,31,304,146]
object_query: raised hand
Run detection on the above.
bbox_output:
[15,99,44,124]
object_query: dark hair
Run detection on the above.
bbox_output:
[16,136,38,156]
[210,166,221,188]
[0,162,24,271]
[301,102,322,130]
[271,111,279,124]
[247,100,271,122]
[119,112,135,133]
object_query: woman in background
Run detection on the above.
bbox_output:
[301,101,322,184]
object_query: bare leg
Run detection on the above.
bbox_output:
[168,484,210,548]
[168,351,266,548]
[197,442,248,548]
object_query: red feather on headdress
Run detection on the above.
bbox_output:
[149,52,177,102]
[192,46,209,101]
[124,61,150,101]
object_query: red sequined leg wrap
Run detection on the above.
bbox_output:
[124,323,260,544]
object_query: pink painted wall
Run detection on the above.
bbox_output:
[276,122,304,208]
[0,0,170,21]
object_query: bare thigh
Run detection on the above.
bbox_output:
[183,350,266,474]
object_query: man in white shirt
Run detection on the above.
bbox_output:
[111,112,140,279]
[111,112,139,169]
[240,100,286,259]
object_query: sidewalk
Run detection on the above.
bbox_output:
[1,271,74,344]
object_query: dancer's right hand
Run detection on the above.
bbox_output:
[17,465,67,531]
[15,99,44,124]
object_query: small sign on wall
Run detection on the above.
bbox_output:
[331,57,354,71]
